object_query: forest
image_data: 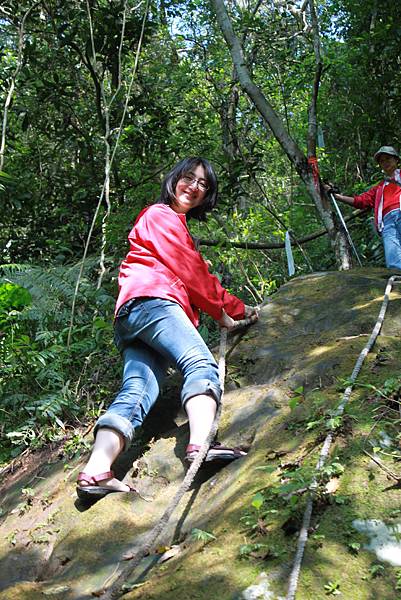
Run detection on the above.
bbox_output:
[0,0,400,465]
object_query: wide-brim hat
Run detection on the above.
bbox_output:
[374,145,400,162]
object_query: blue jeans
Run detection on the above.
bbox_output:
[382,210,401,270]
[94,298,221,450]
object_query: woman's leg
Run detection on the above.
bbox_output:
[185,394,217,446]
[130,299,222,447]
[78,339,167,490]
[79,428,129,491]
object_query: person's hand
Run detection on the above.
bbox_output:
[218,306,260,331]
[244,305,259,323]
[323,182,339,195]
[218,309,236,330]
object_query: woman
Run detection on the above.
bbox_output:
[327,146,401,269]
[77,157,259,500]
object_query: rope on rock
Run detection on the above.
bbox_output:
[102,316,256,599]
[285,274,401,600]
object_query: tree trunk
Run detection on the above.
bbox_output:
[211,0,353,269]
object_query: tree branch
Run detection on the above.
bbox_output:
[199,210,365,250]
[211,0,352,268]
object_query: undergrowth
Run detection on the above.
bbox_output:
[0,261,118,463]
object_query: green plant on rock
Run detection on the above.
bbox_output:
[395,568,401,591]
[289,386,304,411]
[324,580,341,595]
[368,564,385,578]
[190,528,217,543]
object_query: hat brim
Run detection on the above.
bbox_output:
[374,152,400,162]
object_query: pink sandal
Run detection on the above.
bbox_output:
[185,442,247,463]
[76,470,137,500]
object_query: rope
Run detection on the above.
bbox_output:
[101,316,256,599]
[286,274,401,600]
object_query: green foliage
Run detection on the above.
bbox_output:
[0,0,397,470]
[395,569,401,591]
[239,542,269,558]
[251,492,264,510]
[324,580,341,595]
[0,261,116,461]
[289,386,304,411]
[368,564,385,579]
[347,541,361,555]
[190,528,217,543]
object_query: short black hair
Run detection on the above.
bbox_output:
[157,157,218,220]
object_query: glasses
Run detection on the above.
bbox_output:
[180,174,209,192]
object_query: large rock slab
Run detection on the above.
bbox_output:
[1,269,401,600]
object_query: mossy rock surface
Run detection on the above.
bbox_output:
[2,268,401,599]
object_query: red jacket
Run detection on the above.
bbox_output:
[353,170,401,232]
[353,182,385,232]
[115,204,245,327]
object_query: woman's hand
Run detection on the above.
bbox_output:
[218,306,259,331]
[217,309,236,330]
[244,305,259,323]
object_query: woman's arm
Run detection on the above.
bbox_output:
[323,183,379,210]
[323,183,355,206]
[331,192,355,206]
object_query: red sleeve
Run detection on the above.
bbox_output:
[353,184,380,210]
[135,205,245,320]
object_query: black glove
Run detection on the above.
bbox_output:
[323,181,340,194]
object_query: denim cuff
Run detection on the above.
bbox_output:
[181,378,222,407]
[94,413,134,452]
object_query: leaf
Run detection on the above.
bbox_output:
[54,416,65,430]
[324,580,341,595]
[190,528,216,542]
[325,478,340,494]
[251,492,264,510]
[348,542,360,554]
[369,564,384,578]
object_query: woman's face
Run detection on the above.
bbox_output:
[172,163,208,214]
[378,154,399,176]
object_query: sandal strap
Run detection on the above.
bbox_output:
[77,470,114,485]
[186,443,242,455]
[210,444,242,454]
[186,444,201,453]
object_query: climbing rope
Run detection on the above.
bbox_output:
[102,315,256,599]
[286,274,401,600]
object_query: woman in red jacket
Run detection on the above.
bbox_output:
[77,157,258,499]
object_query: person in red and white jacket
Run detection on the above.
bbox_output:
[77,157,259,500]
[327,146,401,269]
